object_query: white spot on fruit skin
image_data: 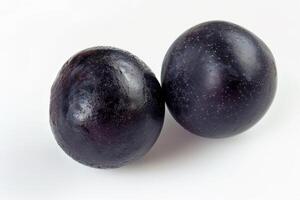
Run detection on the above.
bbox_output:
[72,98,93,123]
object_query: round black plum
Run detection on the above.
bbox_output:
[162,21,277,138]
[50,47,165,168]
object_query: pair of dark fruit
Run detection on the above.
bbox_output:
[50,21,277,168]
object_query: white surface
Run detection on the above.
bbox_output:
[0,0,299,199]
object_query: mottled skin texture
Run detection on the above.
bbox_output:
[162,21,277,138]
[50,47,165,168]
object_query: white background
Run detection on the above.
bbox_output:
[0,0,299,199]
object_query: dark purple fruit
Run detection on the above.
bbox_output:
[50,47,165,168]
[162,21,277,138]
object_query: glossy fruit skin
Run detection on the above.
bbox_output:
[50,47,165,168]
[162,21,277,138]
